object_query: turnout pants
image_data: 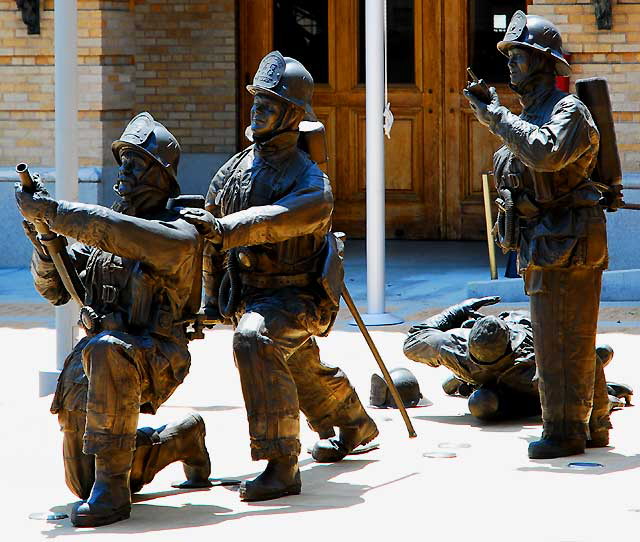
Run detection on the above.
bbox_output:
[51,330,190,499]
[58,410,191,499]
[526,267,611,440]
[233,287,369,460]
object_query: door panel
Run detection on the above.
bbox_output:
[239,0,519,240]
[239,0,441,239]
[458,88,520,239]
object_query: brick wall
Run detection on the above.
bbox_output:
[0,0,236,172]
[530,0,640,172]
[133,0,237,154]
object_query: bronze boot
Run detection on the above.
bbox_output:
[130,413,212,493]
[528,437,585,459]
[70,450,133,527]
[311,413,379,463]
[239,455,301,502]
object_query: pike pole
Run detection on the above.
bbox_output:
[341,284,417,438]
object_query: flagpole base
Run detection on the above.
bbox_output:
[348,312,404,327]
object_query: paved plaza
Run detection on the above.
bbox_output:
[4,242,640,541]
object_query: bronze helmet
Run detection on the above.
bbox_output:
[112,112,181,198]
[468,315,524,366]
[246,50,317,121]
[497,10,571,76]
[370,367,423,408]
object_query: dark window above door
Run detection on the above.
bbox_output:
[358,0,415,85]
[273,0,329,84]
[468,0,527,84]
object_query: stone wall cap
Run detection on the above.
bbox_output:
[0,167,102,183]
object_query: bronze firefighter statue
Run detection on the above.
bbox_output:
[463,11,611,459]
[180,51,378,501]
[403,297,631,421]
[15,113,212,527]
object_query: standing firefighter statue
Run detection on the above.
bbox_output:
[15,113,212,527]
[463,12,614,459]
[181,51,378,501]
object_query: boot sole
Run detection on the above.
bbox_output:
[239,482,301,502]
[528,446,585,459]
[359,426,379,448]
[70,505,131,528]
[312,424,380,463]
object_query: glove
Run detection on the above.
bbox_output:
[463,86,501,128]
[21,220,50,260]
[460,296,501,313]
[178,207,223,245]
[15,182,58,223]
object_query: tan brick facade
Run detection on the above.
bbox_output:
[530,0,640,172]
[0,0,236,170]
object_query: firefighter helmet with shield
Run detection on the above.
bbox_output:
[111,112,181,198]
[497,10,570,76]
[247,50,317,121]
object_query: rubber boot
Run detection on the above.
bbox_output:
[311,412,379,463]
[239,455,301,502]
[130,413,212,493]
[70,450,133,527]
[528,437,585,459]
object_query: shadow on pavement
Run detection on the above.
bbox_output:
[414,412,542,433]
[39,457,414,536]
[515,434,640,475]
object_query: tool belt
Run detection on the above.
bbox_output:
[240,272,314,289]
[79,306,123,336]
[79,304,177,339]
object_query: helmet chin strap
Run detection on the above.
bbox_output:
[509,51,556,95]
[253,103,304,143]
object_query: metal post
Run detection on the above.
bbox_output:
[481,172,498,280]
[40,0,79,395]
[359,0,402,326]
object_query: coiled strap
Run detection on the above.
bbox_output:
[218,248,241,319]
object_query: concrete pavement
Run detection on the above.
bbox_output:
[4,241,640,541]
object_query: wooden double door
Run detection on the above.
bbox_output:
[239,0,516,240]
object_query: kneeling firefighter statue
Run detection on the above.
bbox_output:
[15,113,212,527]
[181,51,379,501]
[464,11,622,458]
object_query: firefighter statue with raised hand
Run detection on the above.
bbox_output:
[181,51,378,501]
[15,113,211,527]
[464,12,610,459]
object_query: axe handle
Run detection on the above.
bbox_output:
[341,284,417,438]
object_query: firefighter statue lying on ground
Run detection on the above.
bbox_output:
[404,296,632,422]
[15,113,211,527]
[180,51,378,502]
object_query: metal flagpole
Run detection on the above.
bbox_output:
[40,0,79,395]
[359,0,402,326]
